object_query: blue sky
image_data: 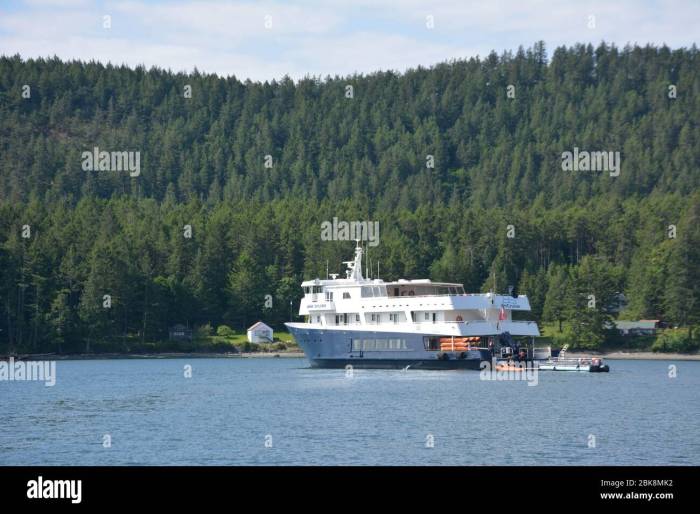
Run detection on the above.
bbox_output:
[1,0,698,81]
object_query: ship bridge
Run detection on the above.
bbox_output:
[295,242,539,338]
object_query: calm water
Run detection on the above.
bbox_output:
[1,357,699,465]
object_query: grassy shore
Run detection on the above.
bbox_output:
[3,330,302,360]
[565,351,700,361]
[6,327,700,361]
[4,351,306,361]
[537,321,699,357]
[7,348,699,362]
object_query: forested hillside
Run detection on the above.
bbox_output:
[1,42,699,353]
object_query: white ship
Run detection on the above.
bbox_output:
[285,242,541,369]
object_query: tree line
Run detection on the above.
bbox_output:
[1,194,698,352]
[0,42,699,352]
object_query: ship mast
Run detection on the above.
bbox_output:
[343,239,364,281]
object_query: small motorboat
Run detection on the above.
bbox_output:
[538,356,609,372]
[589,357,610,372]
[495,362,526,372]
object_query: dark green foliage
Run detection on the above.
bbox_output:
[0,42,699,353]
[652,329,700,353]
[2,43,699,206]
[216,325,235,338]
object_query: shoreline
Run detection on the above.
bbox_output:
[1,351,307,361]
[566,351,700,361]
[2,350,699,362]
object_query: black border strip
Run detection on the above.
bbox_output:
[0,466,694,507]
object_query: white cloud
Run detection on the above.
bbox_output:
[287,32,484,77]
[110,0,340,39]
[0,0,698,81]
[0,11,97,39]
[23,0,90,6]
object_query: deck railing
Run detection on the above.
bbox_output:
[545,357,596,365]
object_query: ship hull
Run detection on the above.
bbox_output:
[308,358,483,370]
[285,323,489,370]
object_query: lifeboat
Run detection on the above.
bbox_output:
[439,336,481,351]
[495,363,525,372]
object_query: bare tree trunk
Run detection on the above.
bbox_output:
[142,282,148,345]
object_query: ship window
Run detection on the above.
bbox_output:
[355,314,360,322]
[343,292,351,299]
[423,336,440,351]
[394,339,406,350]
[424,313,429,321]
[389,313,399,323]
[352,338,407,351]
[361,286,373,298]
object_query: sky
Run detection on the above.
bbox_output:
[0,0,698,81]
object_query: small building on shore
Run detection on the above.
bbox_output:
[169,324,193,341]
[247,321,273,343]
[614,320,660,336]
